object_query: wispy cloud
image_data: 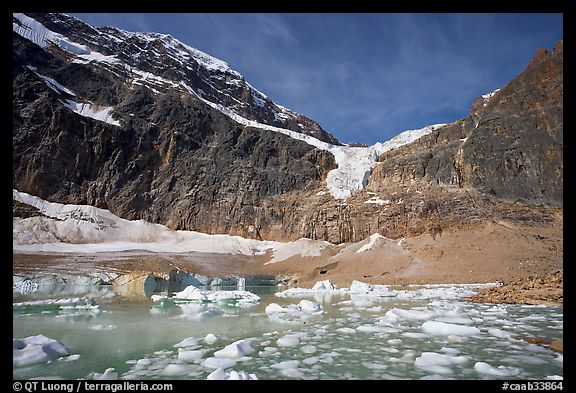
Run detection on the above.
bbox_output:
[69,13,563,145]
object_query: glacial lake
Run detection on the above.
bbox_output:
[13,283,563,380]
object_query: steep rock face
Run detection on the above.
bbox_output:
[21,13,340,145]
[13,12,562,244]
[13,14,336,238]
[294,42,562,243]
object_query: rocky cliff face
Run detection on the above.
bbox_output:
[13,13,562,243]
[12,13,337,238]
[286,41,563,243]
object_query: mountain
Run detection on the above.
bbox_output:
[13,13,562,244]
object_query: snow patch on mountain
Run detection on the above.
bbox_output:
[180,81,444,200]
[13,13,90,55]
[481,88,500,107]
[14,12,444,201]
[26,66,76,96]
[63,100,121,127]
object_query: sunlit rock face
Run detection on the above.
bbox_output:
[13,12,562,243]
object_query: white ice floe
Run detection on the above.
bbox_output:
[177,349,206,362]
[473,362,520,377]
[161,285,261,307]
[91,324,117,331]
[207,368,258,380]
[204,334,220,345]
[173,337,199,348]
[275,280,346,298]
[159,364,195,376]
[277,335,301,348]
[202,357,237,370]
[385,308,435,321]
[213,339,255,358]
[91,368,118,380]
[265,300,324,324]
[421,321,480,336]
[414,352,470,375]
[487,328,517,340]
[13,335,71,367]
[13,297,99,314]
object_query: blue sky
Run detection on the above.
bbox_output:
[69,13,563,145]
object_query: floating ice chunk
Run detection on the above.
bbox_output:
[300,345,317,354]
[387,339,403,345]
[195,308,225,320]
[206,290,260,304]
[440,347,461,355]
[487,328,516,340]
[415,352,469,367]
[545,375,563,380]
[447,335,468,343]
[159,364,195,376]
[173,285,205,301]
[207,368,258,380]
[279,368,305,378]
[271,360,300,369]
[204,334,220,345]
[277,335,300,348]
[356,325,398,334]
[473,362,520,377]
[202,357,237,370]
[303,356,320,365]
[298,299,323,313]
[362,362,388,370]
[386,308,435,321]
[337,327,356,334]
[312,280,336,290]
[265,303,285,314]
[13,335,70,367]
[206,368,228,380]
[93,368,118,380]
[91,324,117,331]
[174,337,199,348]
[415,352,469,375]
[178,349,206,362]
[265,300,323,323]
[402,332,429,339]
[228,370,258,380]
[214,339,255,358]
[61,354,80,362]
[135,359,152,368]
[349,280,374,293]
[421,321,480,336]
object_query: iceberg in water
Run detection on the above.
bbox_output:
[13,335,71,367]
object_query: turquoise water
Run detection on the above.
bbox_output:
[13,285,563,380]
